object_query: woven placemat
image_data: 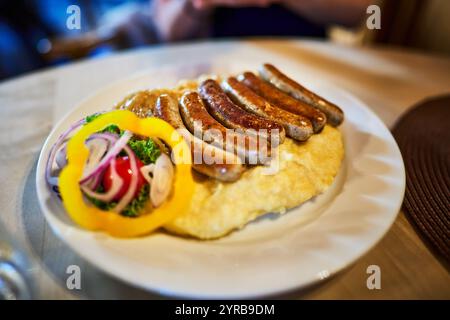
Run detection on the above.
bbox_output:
[392,95,450,262]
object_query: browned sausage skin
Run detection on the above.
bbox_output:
[179,91,228,146]
[259,63,344,126]
[198,79,286,147]
[222,77,313,142]
[154,94,184,128]
[238,72,327,133]
[180,91,270,165]
[155,94,246,182]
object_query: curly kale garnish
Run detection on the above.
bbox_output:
[128,138,161,165]
[87,185,115,212]
[89,184,150,218]
[121,184,150,217]
[85,113,101,123]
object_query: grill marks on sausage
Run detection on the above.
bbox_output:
[199,79,285,147]
[118,63,345,182]
[180,91,228,145]
[239,72,327,133]
[259,63,344,126]
[155,94,245,182]
[180,91,269,165]
[222,77,313,141]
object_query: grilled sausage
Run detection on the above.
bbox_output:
[238,72,327,133]
[116,91,156,118]
[222,77,313,141]
[198,79,285,146]
[259,63,344,126]
[179,91,229,147]
[179,91,270,165]
[155,94,246,182]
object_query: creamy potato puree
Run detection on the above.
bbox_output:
[165,125,344,239]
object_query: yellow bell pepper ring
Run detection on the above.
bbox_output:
[58,110,195,237]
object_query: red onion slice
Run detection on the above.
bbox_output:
[87,132,120,142]
[83,138,109,177]
[45,118,85,188]
[80,158,124,202]
[46,175,59,187]
[113,144,138,213]
[80,133,121,190]
[79,131,133,184]
[83,172,102,190]
[55,142,68,169]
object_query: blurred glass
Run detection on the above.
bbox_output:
[0,222,34,300]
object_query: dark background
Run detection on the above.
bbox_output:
[0,0,448,81]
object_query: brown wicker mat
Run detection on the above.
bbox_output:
[392,95,450,262]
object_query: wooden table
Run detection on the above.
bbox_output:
[1,39,449,299]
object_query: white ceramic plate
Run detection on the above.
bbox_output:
[36,61,405,298]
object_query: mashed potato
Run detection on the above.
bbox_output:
[165,125,344,239]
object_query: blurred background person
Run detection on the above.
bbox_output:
[0,0,448,80]
[152,0,371,41]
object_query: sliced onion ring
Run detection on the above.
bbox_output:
[80,158,123,202]
[45,118,85,187]
[113,144,138,213]
[84,138,109,174]
[55,142,68,169]
[79,130,133,184]
[80,133,121,190]
[150,153,174,207]
[140,164,155,184]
